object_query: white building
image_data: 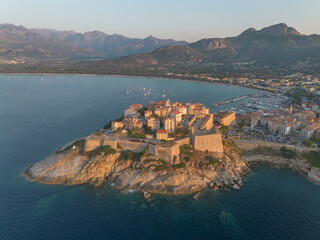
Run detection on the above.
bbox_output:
[170,111,182,124]
[165,117,175,132]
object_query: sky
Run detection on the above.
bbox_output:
[0,0,320,42]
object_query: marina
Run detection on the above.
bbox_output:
[214,93,290,115]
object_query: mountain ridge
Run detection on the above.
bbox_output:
[0,23,188,60]
[96,23,320,68]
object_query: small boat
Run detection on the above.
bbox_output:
[106,113,110,116]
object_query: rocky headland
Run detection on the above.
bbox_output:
[24,140,249,195]
[243,154,320,185]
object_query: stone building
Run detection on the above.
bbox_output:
[157,130,168,140]
[165,117,175,132]
[147,117,160,130]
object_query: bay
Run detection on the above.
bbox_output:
[0,74,319,240]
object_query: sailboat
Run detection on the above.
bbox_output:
[41,77,44,84]
[126,85,130,94]
[132,85,135,92]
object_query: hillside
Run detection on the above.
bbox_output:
[0,23,188,61]
[96,23,320,68]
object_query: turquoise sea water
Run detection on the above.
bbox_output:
[0,75,320,240]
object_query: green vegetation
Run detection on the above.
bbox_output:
[224,139,242,155]
[160,139,174,143]
[117,142,122,150]
[138,107,148,114]
[120,150,143,161]
[180,144,194,157]
[303,140,313,147]
[102,145,116,156]
[172,162,186,169]
[206,156,220,165]
[280,146,296,159]
[286,90,311,105]
[175,127,189,138]
[220,125,229,133]
[128,128,146,139]
[302,151,320,168]
[143,126,154,135]
[56,139,85,154]
[155,159,170,171]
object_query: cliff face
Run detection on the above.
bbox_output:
[25,145,249,195]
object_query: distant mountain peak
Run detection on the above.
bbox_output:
[145,35,157,40]
[259,23,302,37]
[239,23,302,37]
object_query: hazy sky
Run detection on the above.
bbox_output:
[0,0,320,42]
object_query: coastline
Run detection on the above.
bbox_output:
[242,154,320,185]
[0,72,269,93]
[24,143,250,196]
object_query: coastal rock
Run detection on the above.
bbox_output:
[243,155,320,185]
[232,184,240,190]
[25,145,249,195]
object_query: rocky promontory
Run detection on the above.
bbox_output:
[24,140,249,195]
[243,155,320,185]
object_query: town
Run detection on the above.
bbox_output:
[84,99,229,164]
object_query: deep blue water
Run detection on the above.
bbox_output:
[1,74,320,240]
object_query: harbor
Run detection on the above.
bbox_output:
[213,93,290,115]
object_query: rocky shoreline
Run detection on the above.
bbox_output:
[24,144,320,198]
[24,144,249,196]
[242,154,320,185]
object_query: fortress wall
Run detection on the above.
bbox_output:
[148,144,157,156]
[188,125,195,135]
[156,143,180,164]
[84,138,102,152]
[118,140,149,153]
[102,139,118,150]
[214,112,236,126]
[234,139,295,151]
[193,134,224,153]
[233,140,258,150]
[199,114,213,131]
[175,137,191,147]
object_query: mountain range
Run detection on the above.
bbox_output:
[97,23,320,68]
[1,23,320,76]
[0,23,188,60]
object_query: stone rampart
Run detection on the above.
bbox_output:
[118,140,148,153]
[84,137,102,152]
[175,137,191,147]
[199,114,213,131]
[102,138,118,150]
[214,112,236,126]
[156,143,180,164]
[193,133,224,153]
[234,139,295,151]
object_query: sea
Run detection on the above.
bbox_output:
[0,74,320,240]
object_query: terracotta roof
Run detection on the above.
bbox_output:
[157,130,167,134]
[173,111,182,115]
[130,104,142,108]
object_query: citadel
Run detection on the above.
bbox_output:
[84,99,235,164]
